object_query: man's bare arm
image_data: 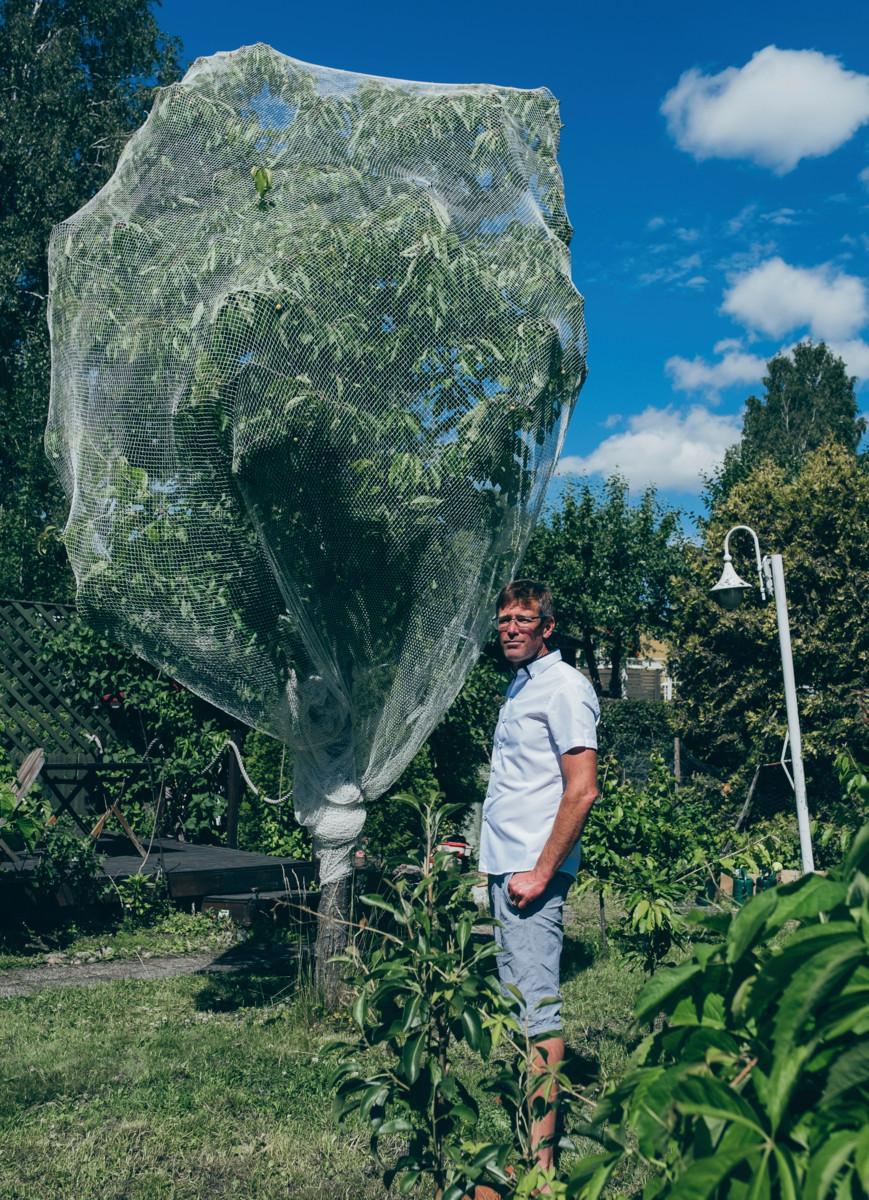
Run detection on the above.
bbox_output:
[507,748,599,910]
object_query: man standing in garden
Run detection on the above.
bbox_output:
[480,579,600,1171]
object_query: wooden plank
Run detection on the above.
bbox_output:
[203,888,314,903]
[96,837,314,897]
[225,742,241,849]
[201,887,318,926]
[163,862,304,897]
[0,836,22,868]
[13,749,45,800]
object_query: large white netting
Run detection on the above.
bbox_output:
[46,44,588,882]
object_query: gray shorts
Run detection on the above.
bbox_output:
[487,871,571,1040]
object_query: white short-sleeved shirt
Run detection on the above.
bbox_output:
[479,649,600,878]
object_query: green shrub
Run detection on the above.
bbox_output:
[580,755,724,970]
[113,870,172,927]
[29,823,108,913]
[0,733,50,853]
[362,743,446,865]
[575,821,869,1198]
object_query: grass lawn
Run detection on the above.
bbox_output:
[0,894,644,1199]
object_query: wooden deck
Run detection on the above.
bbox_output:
[0,832,316,903]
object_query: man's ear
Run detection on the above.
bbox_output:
[543,619,556,640]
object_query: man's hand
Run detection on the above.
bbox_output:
[507,869,551,909]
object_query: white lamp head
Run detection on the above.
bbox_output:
[711,557,752,610]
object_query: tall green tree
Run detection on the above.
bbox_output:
[706,341,866,508]
[0,0,180,599]
[674,439,868,816]
[524,474,683,697]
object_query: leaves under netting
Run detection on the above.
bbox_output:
[46,44,587,878]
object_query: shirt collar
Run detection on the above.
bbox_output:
[517,648,562,679]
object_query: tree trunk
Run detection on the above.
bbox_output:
[609,635,623,699]
[314,873,352,1007]
[734,765,762,832]
[598,888,608,954]
[582,630,603,696]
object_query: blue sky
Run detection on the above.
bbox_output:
[158,0,869,516]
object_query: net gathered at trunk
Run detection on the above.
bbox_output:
[47,44,588,881]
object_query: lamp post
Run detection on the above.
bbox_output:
[711,525,815,874]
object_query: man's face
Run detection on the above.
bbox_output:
[497,599,555,666]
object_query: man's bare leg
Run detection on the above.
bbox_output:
[529,1034,564,1172]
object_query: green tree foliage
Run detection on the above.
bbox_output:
[46,45,586,793]
[430,656,505,809]
[524,475,683,697]
[706,342,866,509]
[362,743,444,865]
[0,0,180,599]
[361,656,504,863]
[598,699,675,783]
[674,440,869,821]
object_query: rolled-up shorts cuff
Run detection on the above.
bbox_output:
[487,871,570,1039]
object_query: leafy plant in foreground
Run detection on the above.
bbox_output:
[329,790,603,1198]
[574,819,869,1199]
[328,791,525,1199]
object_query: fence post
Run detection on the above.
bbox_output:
[225,734,243,848]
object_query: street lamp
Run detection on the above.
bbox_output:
[711,525,815,874]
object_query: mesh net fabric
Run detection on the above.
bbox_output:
[46,44,588,883]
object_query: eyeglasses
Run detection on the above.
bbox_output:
[494,614,543,629]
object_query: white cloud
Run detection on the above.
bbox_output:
[762,207,799,226]
[722,258,868,339]
[556,406,742,492]
[828,339,869,382]
[716,239,779,275]
[647,215,666,230]
[639,252,707,288]
[860,167,869,189]
[666,348,767,395]
[727,204,758,234]
[661,46,869,173]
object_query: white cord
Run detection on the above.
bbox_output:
[224,739,292,805]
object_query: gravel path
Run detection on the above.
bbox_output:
[0,945,297,997]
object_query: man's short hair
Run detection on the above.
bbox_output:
[496,579,555,624]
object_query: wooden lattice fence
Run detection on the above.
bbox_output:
[0,600,115,763]
[0,600,135,826]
